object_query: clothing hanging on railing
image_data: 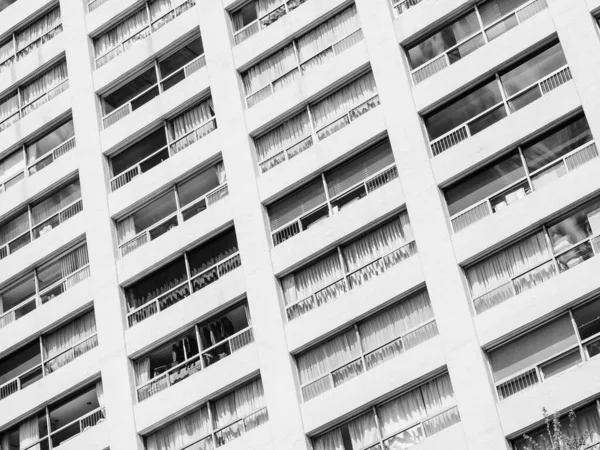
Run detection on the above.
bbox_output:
[20,61,68,107]
[15,7,61,52]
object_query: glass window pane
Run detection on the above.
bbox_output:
[573,298,600,341]
[187,229,239,277]
[233,2,258,31]
[467,105,507,136]
[500,43,567,97]
[0,151,25,184]
[478,0,531,27]
[49,385,99,432]
[445,151,524,216]
[539,349,581,379]
[125,257,187,310]
[159,37,204,79]
[31,180,81,226]
[0,341,41,385]
[178,166,221,207]
[26,120,75,164]
[0,275,36,315]
[103,67,157,113]
[406,11,481,69]
[425,79,502,140]
[111,129,167,176]
[548,199,600,253]
[523,116,593,172]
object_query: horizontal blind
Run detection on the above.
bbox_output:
[326,140,394,198]
[268,179,326,230]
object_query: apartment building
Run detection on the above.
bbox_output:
[1,0,600,449]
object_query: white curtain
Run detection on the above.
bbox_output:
[212,379,265,430]
[342,213,413,273]
[146,406,211,450]
[96,381,104,408]
[215,162,227,184]
[282,252,344,307]
[134,358,151,386]
[378,388,427,437]
[257,0,283,16]
[0,212,29,247]
[94,8,149,58]
[0,40,14,65]
[18,417,39,450]
[348,412,379,449]
[255,111,311,163]
[60,245,90,284]
[169,98,214,141]
[466,231,552,298]
[359,291,433,354]
[311,72,377,130]
[21,61,68,107]
[15,7,61,52]
[421,374,455,416]
[297,5,360,63]
[0,94,19,123]
[297,330,359,386]
[0,434,9,450]
[117,216,136,245]
[313,428,343,450]
[243,44,297,96]
[43,310,96,372]
[149,0,172,22]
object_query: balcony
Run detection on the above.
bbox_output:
[0,120,76,198]
[254,71,380,174]
[406,0,547,85]
[268,140,397,247]
[0,244,90,332]
[108,96,215,192]
[116,161,228,257]
[93,0,197,69]
[0,311,98,402]
[425,42,570,157]
[124,229,241,327]
[391,0,423,16]
[134,302,253,402]
[446,115,597,233]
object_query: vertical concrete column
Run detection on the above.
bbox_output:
[195,3,308,450]
[548,0,600,139]
[59,2,144,450]
[354,1,509,449]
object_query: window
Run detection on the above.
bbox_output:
[297,291,437,401]
[93,0,197,68]
[312,373,460,450]
[281,213,416,321]
[254,71,380,173]
[512,403,600,449]
[0,180,82,261]
[406,0,547,84]
[0,243,90,330]
[445,115,596,232]
[0,310,98,402]
[125,229,240,327]
[145,378,267,449]
[467,195,600,314]
[116,162,228,256]
[242,5,363,107]
[134,303,253,402]
[231,0,307,45]
[0,60,69,133]
[0,381,105,448]
[0,6,62,73]
[426,42,570,156]
[268,140,397,246]
[108,97,216,191]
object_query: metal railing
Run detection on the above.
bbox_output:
[22,79,69,117]
[127,252,241,327]
[392,0,423,15]
[48,407,106,447]
[450,140,597,232]
[39,265,91,305]
[16,24,63,60]
[316,94,380,140]
[102,82,159,128]
[0,363,43,401]
[233,0,307,45]
[109,118,217,192]
[28,137,76,175]
[32,198,83,238]
[45,334,98,374]
[151,0,196,32]
[137,327,253,402]
[496,367,539,401]
[0,295,36,330]
[271,164,398,246]
[430,65,571,156]
[214,407,268,447]
[159,52,205,90]
[119,183,228,257]
[286,240,417,321]
[410,0,546,85]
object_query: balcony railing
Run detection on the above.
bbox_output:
[0,363,43,401]
[430,65,571,156]
[40,265,91,304]
[109,118,216,192]
[17,24,63,60]
[450,140,598,232]
[286,241,417,320]
[391,0,423,16]
[22,79,69,117]
[317,94,380,140]
[47,407,106,448]
[410,0,547,85]
[88,0,109,12]
[119,183,229,257]
[233,0,306,45]
[0,198,82,263]
[28,136,76,176]
[214,407,268,447]
[45,334,98,374]
[95,0,196,68]
[136,327,254,402]
[127,252,241,327]
[272,164,398,246]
